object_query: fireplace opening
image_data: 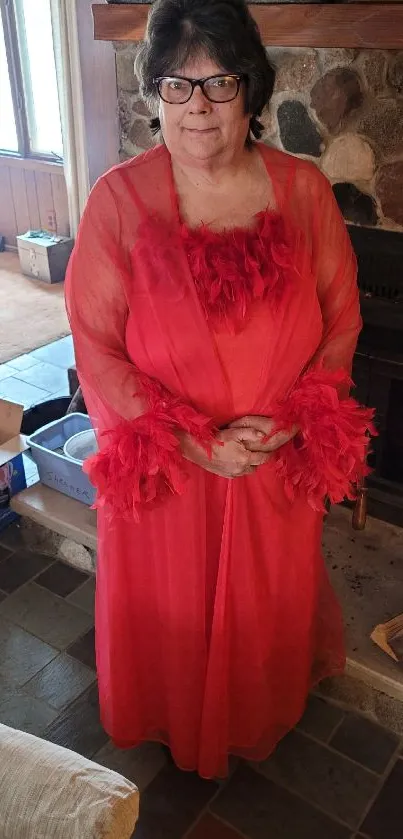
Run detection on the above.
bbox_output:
[382,380,403,484]
[349,224,403,526]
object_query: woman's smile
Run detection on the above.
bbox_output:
[183,126,219,134]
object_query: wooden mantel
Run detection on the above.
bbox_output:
[93,3,403,48]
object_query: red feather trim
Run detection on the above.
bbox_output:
[135,210,298,331]
[84,376,215,521]
[271,368,377,511]
[181,211,298,331]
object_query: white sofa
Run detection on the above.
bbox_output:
[0,724,139,838]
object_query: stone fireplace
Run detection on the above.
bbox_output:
[116,45,403,232]
[115,43,403,525]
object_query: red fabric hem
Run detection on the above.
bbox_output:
[84,375,215,521]
[272,367,377,511]
[102,661,345,779]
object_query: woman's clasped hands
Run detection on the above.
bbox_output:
[180,415,299,479]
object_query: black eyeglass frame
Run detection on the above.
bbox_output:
[153,73,246,104]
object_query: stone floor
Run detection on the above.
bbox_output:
[0,335,74,408]
[1,522,403,838]
[324,506,403,705]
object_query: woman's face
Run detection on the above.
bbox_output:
[158,54,250,166]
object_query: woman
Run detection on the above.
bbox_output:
[66,0,374,778]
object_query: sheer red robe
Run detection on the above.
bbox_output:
[65,143,374,778]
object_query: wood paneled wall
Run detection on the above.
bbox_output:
[0,158,69,249]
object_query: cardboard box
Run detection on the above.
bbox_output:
[17,232,74,284]
[0,400,28,532]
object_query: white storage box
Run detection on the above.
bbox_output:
[17,231,74,284]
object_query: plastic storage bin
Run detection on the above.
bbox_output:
[27,414,96,506]
[21,397,72,436]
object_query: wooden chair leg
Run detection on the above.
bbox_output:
[352,481,368,530]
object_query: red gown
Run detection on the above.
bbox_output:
[65,143,374,778]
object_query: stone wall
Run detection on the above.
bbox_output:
[115,45,403,231]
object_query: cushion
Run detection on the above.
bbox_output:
[0,724,139,838]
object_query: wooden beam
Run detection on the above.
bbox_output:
[93,3,149,42]
[93,3,403,49]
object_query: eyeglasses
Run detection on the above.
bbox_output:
[153,74,245,105]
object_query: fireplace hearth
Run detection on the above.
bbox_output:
[349,224,403,526]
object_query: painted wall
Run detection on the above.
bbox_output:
[0,158,69,248]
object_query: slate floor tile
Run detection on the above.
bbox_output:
[0,550,53,593]
[31,336,74,369]
[35,561,89,598]
[0,684,58,735]
[0,582,93,650]
[0,522,25,551]
[297,695,344,742]
[0,545,12,562]
[0,616,57,686]
[7,354,40,372]
[43,682,107,759]
[94,741,167,792]
[67,626,96,670]
[330,714,399,775]
[211,765,351,839]
[14,361,69,395]
[361,758,403,839]
[0,364,15,383]
[0,673,13,693]
[256,730,378,828]
[23,652,96,710]
[186,813,244,839]
[41,387,70,400]
[67,577,95,616]
[134,763,218,839]
[0,376,48,409]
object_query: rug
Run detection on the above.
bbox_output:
[0,252,71,364]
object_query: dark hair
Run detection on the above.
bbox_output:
[135,0,275,146]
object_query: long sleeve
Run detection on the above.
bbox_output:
[66,178,145,425]
[310,173,362,376]
[65,177,214,521]
[271,170,375,510]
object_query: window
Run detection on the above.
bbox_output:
[0,0,63,160]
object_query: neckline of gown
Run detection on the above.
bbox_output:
[179,206,280,240]
[134,144,298,332]
[167,142,280,236]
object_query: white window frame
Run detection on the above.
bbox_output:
[0,0,63,162]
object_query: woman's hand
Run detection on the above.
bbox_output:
[179,427,270,478]
[228,415,299,452]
